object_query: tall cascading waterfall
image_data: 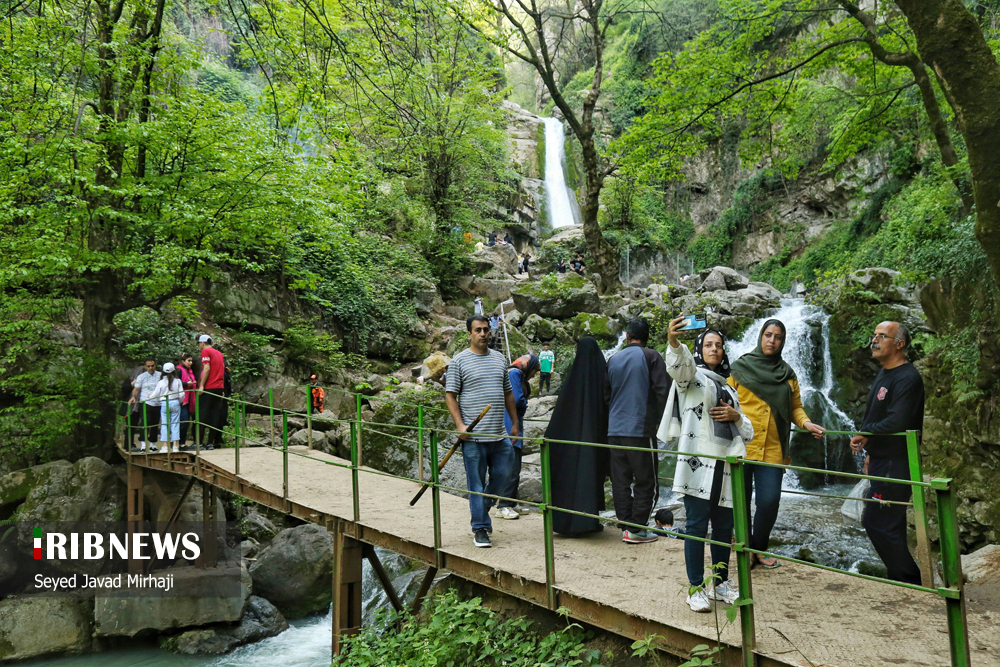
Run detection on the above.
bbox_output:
[541,117,576,229]
[728,299,858,486]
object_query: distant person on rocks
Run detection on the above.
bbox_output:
[475,240,485,252]
[197,335,226,450]
[557,259,568,274]
[521,254,531,274]
[150,362,184,453]
[503,232,514,246]
[497,354,540,520]
[548,337,609,536]
[850,321,923,586]
[488,231,497,247]
[660,318,752,613]
[604,317,670,544]
[517,253,526,275]
[570,254,586,275]
[178,354,197,448]
[463,231,473,243]
[729,319,825,569]
[489,312,502,350]
[128,358,161,452]
[473,297,484,316]
[445,315,519,549]
[538,343,555,394]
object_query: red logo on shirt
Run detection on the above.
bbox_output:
[877,387,887,401]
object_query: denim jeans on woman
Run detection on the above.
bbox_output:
[682,463,734,587]
[744,462,784,551]
[462,439,515,532]
[160,399,181,442]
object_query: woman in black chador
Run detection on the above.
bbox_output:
[547,337,610,536]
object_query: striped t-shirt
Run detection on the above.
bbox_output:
[445,348,511,442]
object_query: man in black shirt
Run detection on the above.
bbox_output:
[850,321,923,585]
[570,254,586,275]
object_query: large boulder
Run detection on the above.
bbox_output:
[456,275,517,303]
[699,266,749,292]
[419,352,450,383]
[962,544,1000,584]
[160,595,288,654]
[472,244,518,277]
[568,312,620,342]
[249,525,333,618]
[0,596,94,660]
[94,566,250,637]
[512,273,600,319]
[13,458,125,576]
[409,277,441,317]
[521,314,561,342]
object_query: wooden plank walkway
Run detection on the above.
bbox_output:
[124,445,1000,667]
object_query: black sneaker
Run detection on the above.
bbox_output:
[473,529,491,548]
[202,444,215,451]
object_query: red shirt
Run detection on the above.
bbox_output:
[201,346,225,390]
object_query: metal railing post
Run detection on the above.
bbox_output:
[540,438,557,610]
[728,456,757,664]
[417,406,425,483]
[356,392,363,467]
[282,410,289,501]
[429,429,443,569]
[306,385,313,450]
[907,430,934,587]
[234,396,240,477]
[349,421,360,522]
[268,388,275,449]
[933,477,971,667]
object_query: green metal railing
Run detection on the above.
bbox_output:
[116,385,971,667]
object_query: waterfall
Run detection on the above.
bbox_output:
[542,117,576,229]
[728,299,857,483]
[603,331,628,360]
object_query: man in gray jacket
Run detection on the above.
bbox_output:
[605,318,670,543]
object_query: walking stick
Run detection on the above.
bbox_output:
[409,404,491,506]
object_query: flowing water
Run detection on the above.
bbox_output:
[541,117,576,229]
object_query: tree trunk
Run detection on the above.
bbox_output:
[579,136,618,292]
[893,0,1000,296]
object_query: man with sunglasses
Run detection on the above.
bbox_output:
[849,321,923,585]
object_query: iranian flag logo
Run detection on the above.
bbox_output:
[34,527,42,559]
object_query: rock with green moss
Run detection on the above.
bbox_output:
[521,314,561,342]
[568,313,619,342]
[512,273,600,319]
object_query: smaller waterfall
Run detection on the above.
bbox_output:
[603,331,628,360]
[542,117,576,229]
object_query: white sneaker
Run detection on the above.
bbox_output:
[172,445,180,453]
[708,579,739,605]
[497,507,520,520]
[687,587,711,613]
[140,442,147,451]
[158,445,169,454]
[514,506,530,516]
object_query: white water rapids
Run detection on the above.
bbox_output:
[541,117,576,229]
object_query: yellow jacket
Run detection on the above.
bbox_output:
[727,377,811,464]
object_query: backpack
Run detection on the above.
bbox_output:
[311,386,325,413]
[223,366,233,397]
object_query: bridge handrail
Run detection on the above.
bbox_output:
[115,386,969,667]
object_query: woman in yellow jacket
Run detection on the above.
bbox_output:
[729,319,825,568]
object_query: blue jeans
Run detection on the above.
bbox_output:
[498,444,522,509]
[160,400,181,442]
[744,463,784,551]
[462,439,515,532]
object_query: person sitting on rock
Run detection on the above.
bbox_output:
[570,254,586,275]
[556,259,567,274]
[504,232,514,245]
[488,231,497,247]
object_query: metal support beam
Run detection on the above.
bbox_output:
[728,457,757,666]
[363,544,404,613]
[409,566,438,615]
[933,478,971,667]
[332,521,363,657]
[126,462,143,575]
[906,430,934,588]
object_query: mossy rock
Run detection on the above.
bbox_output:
[568,312,619,342]
[512,273,600,319]
[521,314,560,342]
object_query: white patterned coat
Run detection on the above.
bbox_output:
[657,343,752,507]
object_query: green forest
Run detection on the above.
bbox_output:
[3,0,1000,465]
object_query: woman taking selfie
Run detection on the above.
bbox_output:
[659,316,752,613]
[729,319,825,569]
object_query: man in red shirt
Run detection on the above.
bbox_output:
[198,334,227,449]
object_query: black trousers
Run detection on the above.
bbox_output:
[539,372,551,393]
[609,436,659,529]
[130,404,160,444]
[199,389,226,446]
[863,456,921,585]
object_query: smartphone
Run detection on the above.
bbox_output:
[678,313,707,331]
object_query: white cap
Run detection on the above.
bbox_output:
[162,362,176,373]
[198,334,211,343]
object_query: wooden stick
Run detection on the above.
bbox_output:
[409,404,491,506]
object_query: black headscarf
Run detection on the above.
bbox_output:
[693,329,731,378]
[730,319,796,455]
[546,337,609,536]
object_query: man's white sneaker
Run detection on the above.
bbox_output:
[687,587,711,613]
[497,507,520,520]
[708,580,739,605]
[514,506,531,516]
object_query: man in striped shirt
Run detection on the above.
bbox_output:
[446,315,520,548]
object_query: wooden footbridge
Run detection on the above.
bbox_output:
[117,390,1000,667]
